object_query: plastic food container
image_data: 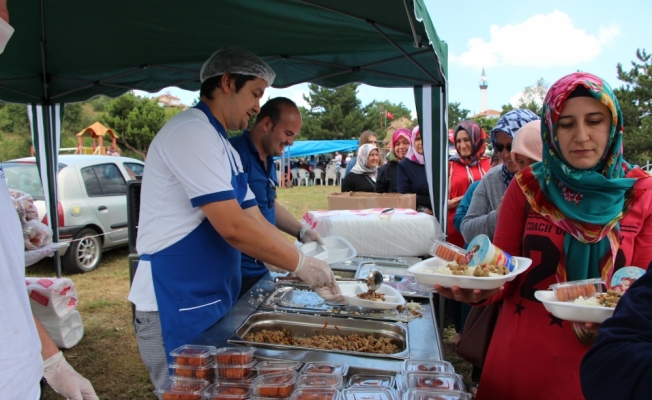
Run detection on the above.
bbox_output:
[254,360,303,375]
[170,362,215,381]
[404,360,454,373]
[341,387,396,400]
[465,234,517,271]
[214,347,256,365]
[403,389,471,400]
[215,360,257,380]
[202,382,252,400]
[403,372,464,391]
[156,378,210,400]
[429,239,467,264]
[550,278,604,302]
[299,236,356,265]
[347,374,394,388]
[251,370,297,398]
[290,388,340,400]
[300,361,348,376]
[170,345,216,367]
[295,373,343,390]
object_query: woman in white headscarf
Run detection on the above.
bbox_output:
[341,143,381,192]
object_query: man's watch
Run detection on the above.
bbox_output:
[297,225,309,240]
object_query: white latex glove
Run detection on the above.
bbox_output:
[263,261,286,273]
[315,283,345,303]
[294,251,336,289]
[43,351,99,400]
[299,227,325,245]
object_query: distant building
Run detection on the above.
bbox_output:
[157,94,182,107]
[469,109,501,119]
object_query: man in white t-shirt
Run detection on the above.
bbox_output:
[128,47,343,390]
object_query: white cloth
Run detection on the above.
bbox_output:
[129,109,256,312]
[0,165,43,400]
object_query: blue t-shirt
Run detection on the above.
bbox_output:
[230,131,277,277]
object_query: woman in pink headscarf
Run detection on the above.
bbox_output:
[375,128,411,193]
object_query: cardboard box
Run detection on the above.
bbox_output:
[328,192,417,211]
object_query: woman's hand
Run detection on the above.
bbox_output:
[434,284,503,304]
[447,196,463,209]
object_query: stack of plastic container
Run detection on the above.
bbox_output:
[156,344,216,400]
[395,360,469,400]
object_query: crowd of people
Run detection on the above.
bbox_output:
[2,34,651,399]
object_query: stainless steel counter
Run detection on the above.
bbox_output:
[193,269,443,373]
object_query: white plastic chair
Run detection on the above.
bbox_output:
[339,168,346,185]
[297,169,310,186]
[290,168,299,186]
[313,168,324,185]
[276,170,282,185]
[325,168,338,185]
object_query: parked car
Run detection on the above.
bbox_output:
[1,155,144,273]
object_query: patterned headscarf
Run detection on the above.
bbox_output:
[351,143,380,181]
[515,72,649,283]
[451,120,487,166]
[405,126,424,165]
[389,128,412,162]
[491,109,540,188]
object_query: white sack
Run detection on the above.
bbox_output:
[39,310,84,349]
[26,277,78,319]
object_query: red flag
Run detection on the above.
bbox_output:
[386,110,394,119]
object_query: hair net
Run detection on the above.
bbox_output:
[200,47,276,86]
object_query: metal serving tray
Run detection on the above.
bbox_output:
[355,262,431,298]
[259,286,416,322]
[228,311,410,360]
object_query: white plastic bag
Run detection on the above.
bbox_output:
[39,310,84,349]
[26,277,78,319]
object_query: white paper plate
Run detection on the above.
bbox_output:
[298,236,356,265]
[339,282,406,310]
[407,256,532,290]
[534,290,615,324]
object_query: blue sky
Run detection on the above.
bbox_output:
[136,0,652,117]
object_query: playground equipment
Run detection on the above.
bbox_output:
[75,122,120,155]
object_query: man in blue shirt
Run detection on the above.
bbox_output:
[230,97,324,297]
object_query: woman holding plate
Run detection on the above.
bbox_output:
[437,72,652,400]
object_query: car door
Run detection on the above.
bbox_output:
[79,163,129,243]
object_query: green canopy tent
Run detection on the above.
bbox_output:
[0,0,448,277]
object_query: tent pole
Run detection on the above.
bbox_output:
[402,0,422,48]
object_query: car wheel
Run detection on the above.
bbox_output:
[62,228,103,273]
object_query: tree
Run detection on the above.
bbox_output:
[447,102,470,129]
[470,115,496,136]
[101,93,167,158]
[62,103,83,134]
[362,100,412,133]
[299,83,371,140]
[501,78,548,116]
[617,49,652,166]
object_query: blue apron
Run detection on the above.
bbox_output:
[146,101,249,363]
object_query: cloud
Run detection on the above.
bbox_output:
[454,10,620,69]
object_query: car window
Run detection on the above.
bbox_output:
[1,162,66,201]
[81,163,126,196]
[123,162,144,180]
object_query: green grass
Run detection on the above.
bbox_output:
[26,184,473,398]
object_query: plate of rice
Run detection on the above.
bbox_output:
[534,290,616,324]
[407,256,532,290]
[339,282,406,310]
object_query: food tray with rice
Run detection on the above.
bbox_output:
[227,311,410,360]
[535,279,622,323]
[408,256,532,290]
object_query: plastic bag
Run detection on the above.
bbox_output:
[23,219,52,250]
[9,189,39,222]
